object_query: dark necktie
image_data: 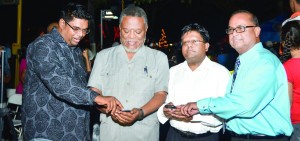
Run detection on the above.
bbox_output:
[230,58,240,92]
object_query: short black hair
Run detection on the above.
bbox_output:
[59,2,92,22]
[181,23,210,43]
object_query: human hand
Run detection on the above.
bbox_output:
[163,102,176,118]
[112,108,140,126]
[94,95,123,115]
[170,105,193,122]
[82,49,89,60]
[96,105,107,113]
[180,102,199,117]
[96,105,122,114]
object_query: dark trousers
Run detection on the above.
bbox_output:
[230,131,289,141]
[231,137,289,141]
[166,127,219,141]
[291,124,300,141]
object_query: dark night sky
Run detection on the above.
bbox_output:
[144,0,291,43]
[0,0,292,48]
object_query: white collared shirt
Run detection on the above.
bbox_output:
[157,56,230,134]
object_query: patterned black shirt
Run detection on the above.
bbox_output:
[22,28,98,141]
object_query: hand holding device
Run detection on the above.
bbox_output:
[164,104,176,109]
[121,109,131,112]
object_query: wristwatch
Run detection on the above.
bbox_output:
[138,108,144,121]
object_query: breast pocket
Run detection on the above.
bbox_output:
[100,71,119,92]
[134,69,155,93]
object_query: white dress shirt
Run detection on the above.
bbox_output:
[157,56,230,134]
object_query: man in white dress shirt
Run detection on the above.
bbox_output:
[157,23,230,141]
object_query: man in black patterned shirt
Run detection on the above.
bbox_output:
[22,3,122,141]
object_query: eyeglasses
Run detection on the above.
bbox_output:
[225,25,257,34]
[63,19,90,35]
[181,40,204,46]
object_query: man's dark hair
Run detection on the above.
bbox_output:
[231,10,259,26]
[59,3,92,22]
[181,23,210,43]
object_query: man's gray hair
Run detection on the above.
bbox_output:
[119,5,148,26]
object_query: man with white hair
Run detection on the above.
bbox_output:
[88,5,169,141]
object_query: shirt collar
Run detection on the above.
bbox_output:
[238,42,263,63]
[116,44,146,61]
[119,44,145,53]
[50,27,78,48]
[181,56,211,72]
[50,28,64,43]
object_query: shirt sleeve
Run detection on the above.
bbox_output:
[87,51,105,91]
[157,103,169,124]
[154,52,169,93]
[198,59,279,120]
[30,41,98,105]
[157,65,175,124]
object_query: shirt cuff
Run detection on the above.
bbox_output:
[157,104,169,124]
[197,98,213,114]
[90,91,99,105]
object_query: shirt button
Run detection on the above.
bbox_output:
[127,83,130,85]
[126,100,128,103]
